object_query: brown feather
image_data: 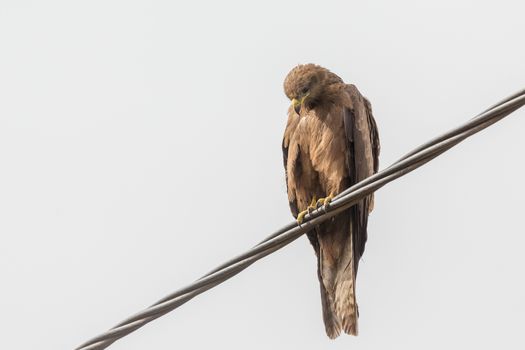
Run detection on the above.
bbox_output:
[282,64,380,338]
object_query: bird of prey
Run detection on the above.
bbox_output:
[282,64,380,338]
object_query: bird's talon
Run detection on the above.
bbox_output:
[296,210,307,225]
[297,196,319,225]
[297,207,316,225]
[324,195,334,208]
[316,195,334,210]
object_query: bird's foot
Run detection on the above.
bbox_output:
[316,194,334,212]
[297,196,317,225]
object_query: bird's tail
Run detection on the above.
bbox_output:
[315,215,359,338]
[333,258,358,336]
[317,260,343,338]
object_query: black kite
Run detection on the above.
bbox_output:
[282,64,380,338]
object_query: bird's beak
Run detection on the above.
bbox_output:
[292,98,301,114]
[292,94,310,115]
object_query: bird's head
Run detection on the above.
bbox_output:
[283,64,344,115]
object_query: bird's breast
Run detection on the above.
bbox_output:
[295,111,347,177]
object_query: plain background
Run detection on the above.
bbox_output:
[1,1,524,349]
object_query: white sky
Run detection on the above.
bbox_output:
[1,1,524,349]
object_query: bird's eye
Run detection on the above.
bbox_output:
[301,87,309,94]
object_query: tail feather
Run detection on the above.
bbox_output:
[319,282,342,339]
[315,214,359,338]
[336,278,358,336]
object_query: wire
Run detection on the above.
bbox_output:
[75,88,525,350]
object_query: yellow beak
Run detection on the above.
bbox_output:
[292,98,301,114]
[292,94,309,114]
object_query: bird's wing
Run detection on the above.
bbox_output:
[282,107,300,218]
[282,138,299,218]
[343,85,380,270]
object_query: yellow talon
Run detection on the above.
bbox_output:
[297,210,308,224]
[316,194,334,208]
[297,196,318,225]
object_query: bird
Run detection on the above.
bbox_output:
[282,64,380,338]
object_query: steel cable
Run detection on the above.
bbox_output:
[76,88,525,350]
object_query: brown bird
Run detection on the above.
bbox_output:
[282,64,380,338]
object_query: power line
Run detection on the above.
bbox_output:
[75,88,525,350]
